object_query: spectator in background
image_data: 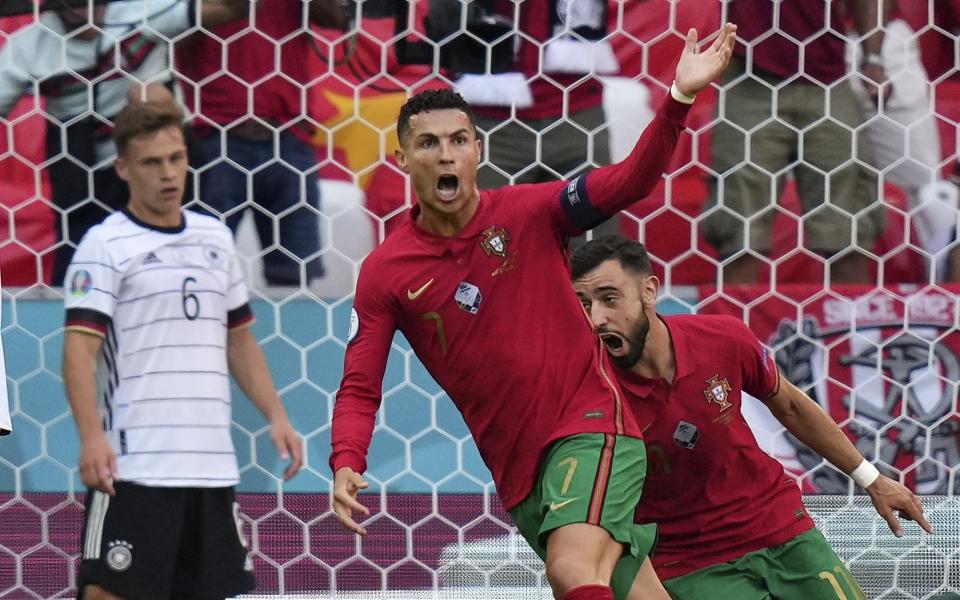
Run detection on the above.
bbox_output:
[700,0,886,285]
[847,0,952,281]
[449,0,620,242]
[176,0,345,288]
[0,0,250,286]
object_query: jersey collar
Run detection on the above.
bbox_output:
[661,314,696,383]
[611,314,696,390]
[122,207,186,234]
[407,191,492,256]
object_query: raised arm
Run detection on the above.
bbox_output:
[227,325,303,480]
[559,24,737,232]
[765,375,932,537]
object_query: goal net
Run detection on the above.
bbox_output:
[1,0,959,598]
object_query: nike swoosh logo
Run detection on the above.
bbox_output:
[407,278,435,300]
[549,498,579,511]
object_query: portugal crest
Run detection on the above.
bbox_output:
[481,226,510,258]
[480,225,517,276]
[703,374,733,412]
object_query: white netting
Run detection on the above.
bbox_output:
[0,0,959,597]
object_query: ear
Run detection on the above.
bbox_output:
[394,146,409,173]
[475,137,483,163]
[114,156,129,183]
[641,274,660,306]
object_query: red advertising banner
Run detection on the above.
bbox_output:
[700,284,960,494]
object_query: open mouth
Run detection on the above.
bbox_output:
[161,187,179,197]
[436,175,460,202]
[599,332,625,352]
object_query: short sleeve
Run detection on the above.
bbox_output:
[734,319,780,401]
[64,231,120,337]
[225,233,254,329]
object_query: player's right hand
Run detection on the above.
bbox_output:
[79,433,117,496]
[866,475,933,537]
[333,467,370,535]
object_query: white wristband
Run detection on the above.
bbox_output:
[850,459,880,488]
[670,81,696,104]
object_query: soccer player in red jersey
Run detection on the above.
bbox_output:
[571,235,933,598]
[329,24,736,600]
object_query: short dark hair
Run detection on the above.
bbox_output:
[112,101,185,156]
[571,235,653,280]
[397,88,477,142]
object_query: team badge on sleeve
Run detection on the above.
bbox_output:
[454,282,482,314]
[69,270,93,296]
[347,308,360,342]
[703,374,733,412]
[673,421,700,449]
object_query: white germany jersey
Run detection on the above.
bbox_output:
[64,210,252,487]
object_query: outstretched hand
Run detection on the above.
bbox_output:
[866,475,933,537]
[674,23,737,97]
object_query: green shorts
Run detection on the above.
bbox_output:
[509,433,656,600]
[663,528,865,600]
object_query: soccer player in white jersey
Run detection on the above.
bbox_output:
[62,101,303,600]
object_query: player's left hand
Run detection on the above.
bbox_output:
[674,22,737,97]
[270,418,303,480]
[866,475,933,537]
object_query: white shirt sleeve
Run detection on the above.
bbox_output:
[226,234,250,312]
[64,230,121,323]
[0,30,32,118]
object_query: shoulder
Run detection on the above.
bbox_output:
[184,210,231,237]
[667,313,756,343]
[80,212,133,246]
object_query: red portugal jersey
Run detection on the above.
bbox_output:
[331,96,691,510]
[617,314,815,580]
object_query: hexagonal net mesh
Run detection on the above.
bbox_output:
[0,0,958,597]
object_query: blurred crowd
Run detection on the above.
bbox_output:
[0,0,959,289]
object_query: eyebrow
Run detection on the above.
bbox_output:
[594,285,621,295]
[415,128,470,140]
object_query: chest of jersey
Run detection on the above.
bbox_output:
[114,238,232,331]
[630,372,755,492]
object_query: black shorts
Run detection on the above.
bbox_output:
[79,482,255,600]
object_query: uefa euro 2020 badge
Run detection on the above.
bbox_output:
[455,282,482,315]
[105,540,133,572]
[70,269,93,297]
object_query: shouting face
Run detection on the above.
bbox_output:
[574,259,656,369]
[394,108,482,233]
